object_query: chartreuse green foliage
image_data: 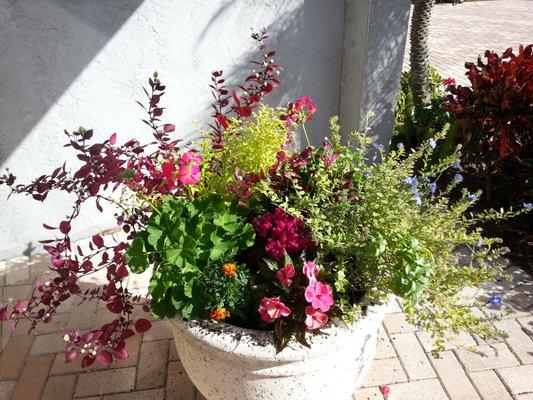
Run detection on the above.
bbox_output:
[258,116,523,351]
[200,105,287,195]
[126,194,255,320]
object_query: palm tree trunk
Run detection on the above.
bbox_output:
[410,0,435,107]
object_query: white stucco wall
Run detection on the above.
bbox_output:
[0,0,344,259]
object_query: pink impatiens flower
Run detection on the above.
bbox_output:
[302,261,318,282]
[178,151,203,185]
[304,281,334,312]
[276,263,296,286]
[258,296,291,322]
[304,306,328,330]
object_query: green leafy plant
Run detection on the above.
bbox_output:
[393,67,459,158]
[127,194,255,320]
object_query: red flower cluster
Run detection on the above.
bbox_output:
[251,207,315,261]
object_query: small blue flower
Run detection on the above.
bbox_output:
[428,138,437,149]
[467,192,478,202]
[412,188,422,205]
[487,295,503,308]
[476,236,483,248]
[396,143,405,150]
[430,182,437,194]
[490,311,502,320]
[363,171,372,178]
[482,283,492,290]
[416,320,424,332]
[523,202,533,209]
[405,176,418,186]
[373,143,385,151]
[454,173,463,183]
[452,160,461,170]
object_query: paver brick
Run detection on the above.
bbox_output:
[496,364,533,395]
[383,313,416,334]
[352,386,382,400]
[429,351,480,400]
[469,370,513,400]
[361,358,408,387]
[168,339,179,361]
[517,315,533,337]
[0,381,16,400]
[387,378,448,400]
[142,320,173,342]
[454,343,519,372]
[41,374,76,400]
[136,339,169,390]
[0,335,34,380]
[103,388,165,400]
[493,318,533,363]
[416,330,476,352]
[30,332,67,355]
[390,332,435,380]
[515,395,533,400]
[74,367,136,397]
[2,284,32,302]
[4,259,30,285]
[10,354,54,400]
[166,361,196,400]
[375,325,396,359]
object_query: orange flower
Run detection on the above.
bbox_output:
[210,308,230,320]
[221,263,237,278]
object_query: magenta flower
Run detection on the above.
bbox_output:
[304,306,328,330]
[304,281,334,312]
[258,296,291,322]
[251,208,316,261]
[302,261,318,282]
[178,151,202,185]
[276,263,296,286]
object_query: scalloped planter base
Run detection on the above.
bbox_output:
[168,302,389,400]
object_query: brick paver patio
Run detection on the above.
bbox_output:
[403,0,533,85]
[1,234,532,400]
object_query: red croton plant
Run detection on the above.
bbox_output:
[0,29,288,368]
[443,44,532,161]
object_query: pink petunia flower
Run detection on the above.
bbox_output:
[304,281,334,312]
[302,261,318,282]
[304,306,328,330]
[276,263,296,286]
[258,296,291,322]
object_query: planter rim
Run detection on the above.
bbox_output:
[168,300,389,362]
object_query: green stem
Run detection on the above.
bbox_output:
[302,123,311,147]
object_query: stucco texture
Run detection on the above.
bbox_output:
[0,0,344,259]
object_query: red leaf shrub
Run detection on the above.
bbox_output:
[443,45,533,269]
[443,44,532,161]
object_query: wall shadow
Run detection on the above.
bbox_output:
[0,0,144,166]
[192,0,345,147]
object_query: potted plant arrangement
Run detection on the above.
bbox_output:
[0,31,527,400]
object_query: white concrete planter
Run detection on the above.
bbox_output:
[168,301,389,400]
